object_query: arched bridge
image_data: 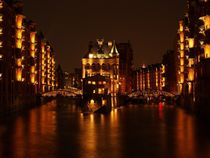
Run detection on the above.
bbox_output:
[128,90,175,99]
[42,87,82,97]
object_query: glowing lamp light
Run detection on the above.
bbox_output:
[89,54,93,58]
[90,99,94,104]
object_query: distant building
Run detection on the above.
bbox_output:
[162,50,177,94]
[135,64,165,91]
[82,39,120,97]
[56,65,64,89]
[117,42,133,94]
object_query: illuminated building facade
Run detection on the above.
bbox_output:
[173,0,210,111]
[0,0,56,113]
[135,64,165,91]
[82,39,120,97]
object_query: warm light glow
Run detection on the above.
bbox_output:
[30,32,36,43]
[180,50,184,58]
[16,59,22,67]
[180,32,184,43]
[200,15,210,30]
[180,66,184,72]
[89,54,93,58]
[42,78,45,84]
[188,58,194,67]
[31,66,35,73]
[180,43,184,51]
[0,28,3,35]
[0,15,3,22]
[16,39,22,49]
[188,69,194,81]
[0,2,3,9]
[16,15,23,29]
[102,99,107,106]
[179,21,184,32]
[180,74,184,84]
[204,44,210,58]
[92,81,96,85]
[41,45,45,53]
[31,43,35,51]
[31,50,35,58]
[180,58,184,66]
[16,68,22,81]
[90,99,95,104]
[188,38,194,48]
[88,81,91,84]
[30,74,35,83]
[16,29,22,39]
[188,82,192,94]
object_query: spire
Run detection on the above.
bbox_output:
[110,40,119,56]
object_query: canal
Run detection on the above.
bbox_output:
[0,100,210,158]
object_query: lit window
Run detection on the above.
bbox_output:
[0,2,3,9]
[0,28,2,35]
[88,81,91,84]
[0,41,2,48]
[92,81,96,85]
[0,73,2,78]
[0,54,2,59]
[0,15,3,22]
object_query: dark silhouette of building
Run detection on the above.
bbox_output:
[117,42,133,94]
[56,65,64,89]
[162,50,177,94]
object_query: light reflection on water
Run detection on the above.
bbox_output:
[0,100,210,158]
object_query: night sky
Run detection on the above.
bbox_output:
[23,0,186,72]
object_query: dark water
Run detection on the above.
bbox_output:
[0,100,210,158]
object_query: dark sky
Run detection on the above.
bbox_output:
[23,0,186,72]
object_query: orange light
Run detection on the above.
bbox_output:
[30,74,35,83]
[30,32,36,43]
[188,69,194,81]
[16,15,23,29]
[16,39,22,49]
[16,68,22,81]
[16,59,22,67]
[16,29,22,39]
[204,44,210,58]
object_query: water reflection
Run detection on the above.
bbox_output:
[0,101,210,158]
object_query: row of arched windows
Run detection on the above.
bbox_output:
[85,63,118,71]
